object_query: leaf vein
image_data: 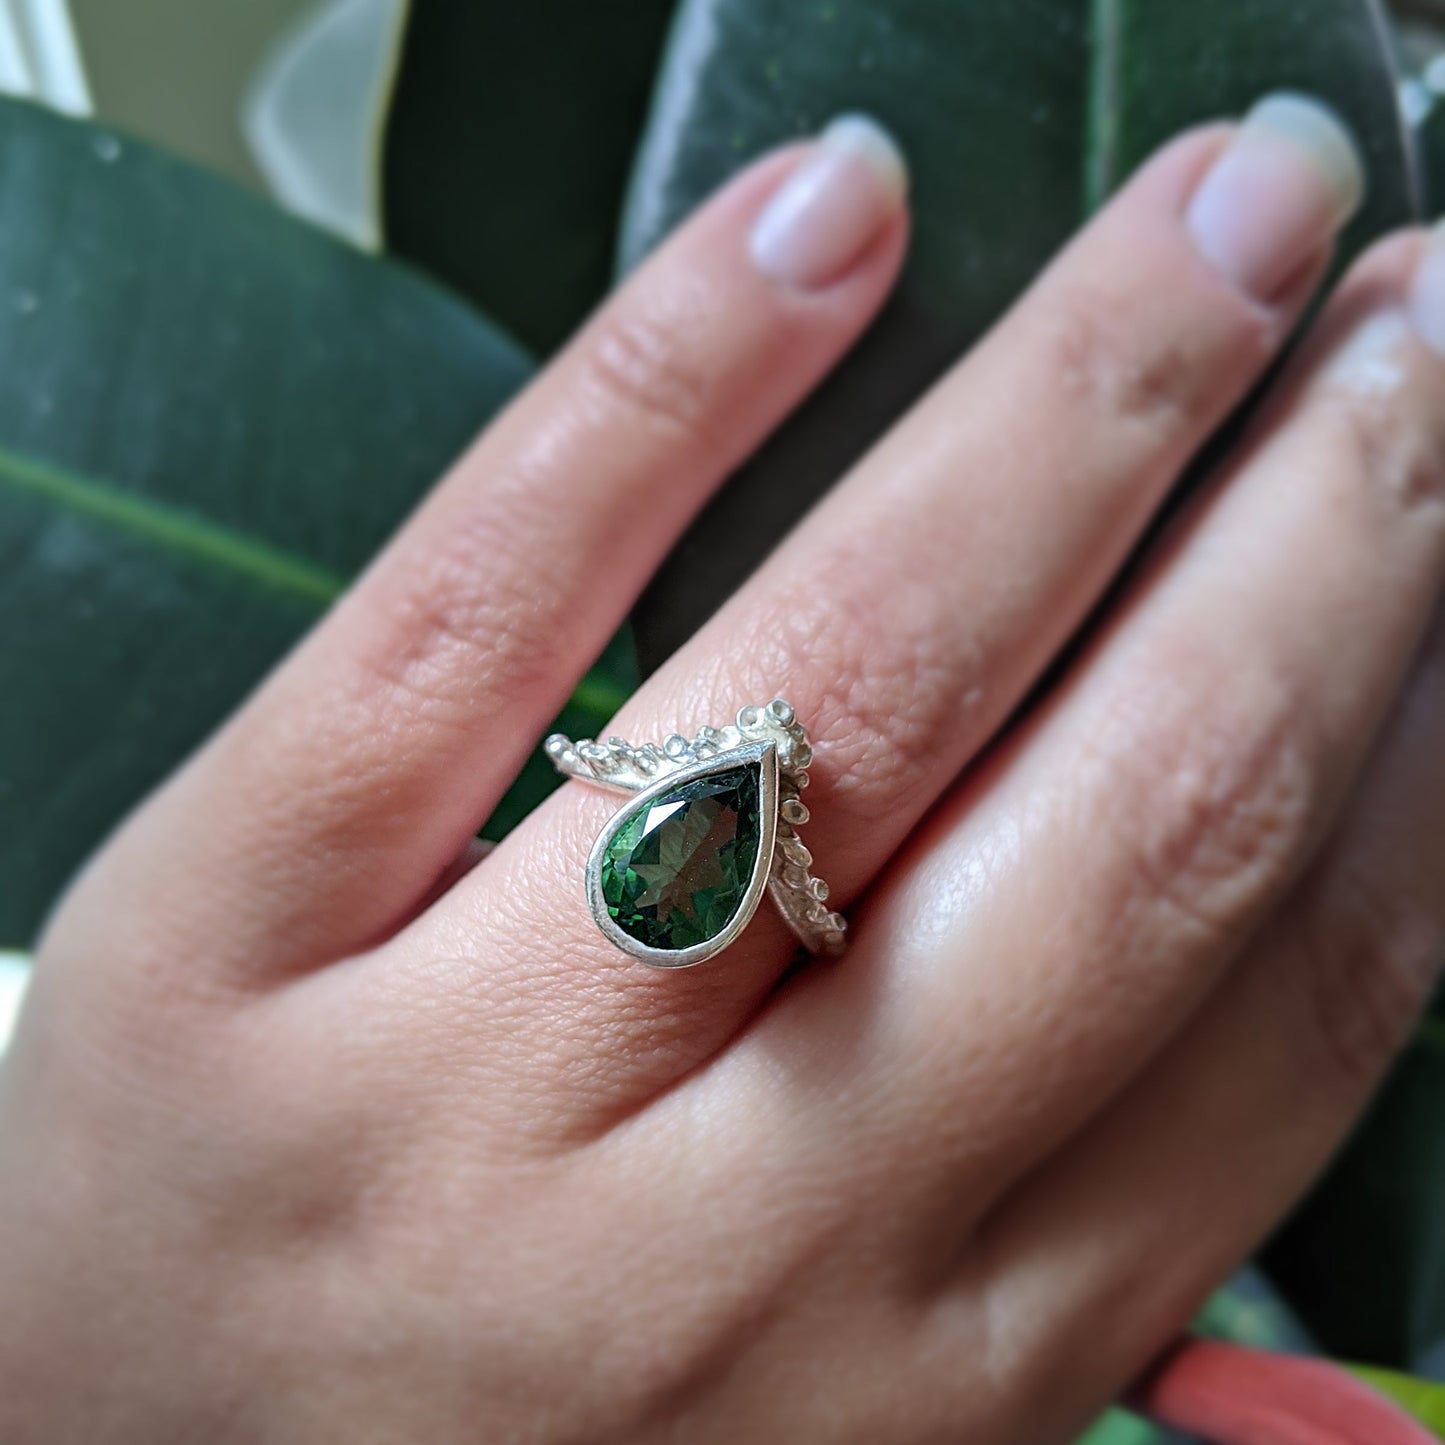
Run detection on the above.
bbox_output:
[1083,0,1125,215]
[0,445,346,606]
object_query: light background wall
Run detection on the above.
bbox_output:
[68,0,315,188]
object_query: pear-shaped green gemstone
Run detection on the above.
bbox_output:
[600,764,763,951]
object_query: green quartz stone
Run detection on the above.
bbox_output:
[600,764,763,951]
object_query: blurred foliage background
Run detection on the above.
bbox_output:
[0,1,1443,1439]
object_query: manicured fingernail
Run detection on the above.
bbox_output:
[1187,92,1365,302]
[749,113,908,290]
[1408,223,1445,356]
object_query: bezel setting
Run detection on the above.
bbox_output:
[547,699,846,967]
[585,740,779,969]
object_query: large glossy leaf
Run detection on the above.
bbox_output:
[0,98,546,946]
[382,0,677,353]
[1198,1268,1315,1352]
[1416,97,1445,212]
[1074,1410,1168,1445]
[1264,1018,1445,1368]
[618,0,1418,671]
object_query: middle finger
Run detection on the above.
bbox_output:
[433,97,1364,1114]
[617,102,1358,888]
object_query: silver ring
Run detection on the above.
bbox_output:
[546,700,846,968]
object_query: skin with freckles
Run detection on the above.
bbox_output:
[2,98,1444,1444]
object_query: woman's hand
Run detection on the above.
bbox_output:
[4,96,1444,1443]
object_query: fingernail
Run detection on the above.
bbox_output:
[1186,92,1365,302]
[1408,223,1445,356]
[749,113,908,290]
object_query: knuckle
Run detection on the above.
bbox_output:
[1041,283,1225,438]
[577,301,718,452]
[1311,312,1445,520]
[1298,866,1443,1089]
[1334,389,1445,518]
[740,561,981,819]
[1092,671,1316,948]
[353,500,559,725]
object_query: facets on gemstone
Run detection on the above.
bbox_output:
[599,764,763,952]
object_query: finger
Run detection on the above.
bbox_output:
[961,606,1445,1445]
[57,118,909,972]
[411,837,495,920]
[781,224,1445,1215]
[594,97,1359,892]
[429,100,1362,1121]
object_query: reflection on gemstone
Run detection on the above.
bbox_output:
[599,764,762,951]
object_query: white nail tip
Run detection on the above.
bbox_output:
[817,113,909,204]
[1242,92,1366,220]
[749,111,907,289]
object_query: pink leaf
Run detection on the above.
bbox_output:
[1130,1337,1439,1445]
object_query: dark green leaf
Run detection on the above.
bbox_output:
[1197,1268,1315,1351]
[382,0,678,353]
[618,0,1418,671]
[1264,1019,1445,1368]
[0,99,543,945]
[1073,1410,1168,1445]
[1416,96,1445,213]
[480,628,636,842]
